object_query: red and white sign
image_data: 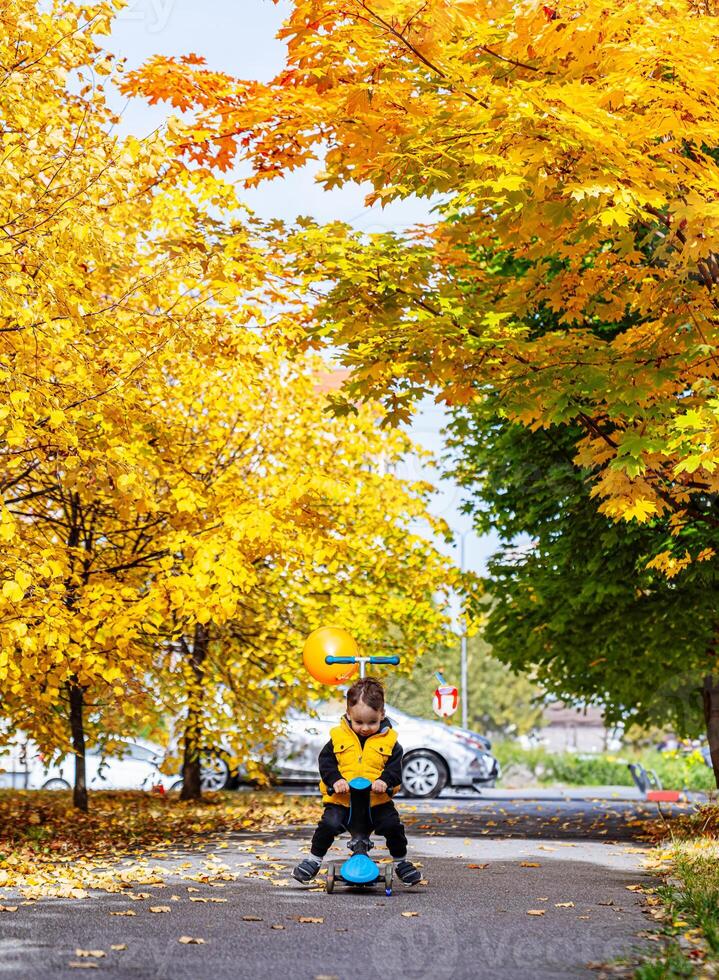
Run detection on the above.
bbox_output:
[433,684,459,718]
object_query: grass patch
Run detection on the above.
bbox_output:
[634,945,695,979]
[494,743,716,792]
[633,831,719,977]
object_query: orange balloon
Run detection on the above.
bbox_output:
[303,627,359,686]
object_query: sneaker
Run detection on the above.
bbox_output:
[292,858,320,883]
[395,859,422,886]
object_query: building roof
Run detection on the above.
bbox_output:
[543,701,606,728]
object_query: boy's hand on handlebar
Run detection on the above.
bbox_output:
[333,778,350,794]
[371,779,388,793]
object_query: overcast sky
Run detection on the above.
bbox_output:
[107,0,498,575]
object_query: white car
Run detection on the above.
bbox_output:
[0,735,175,793]
[266,700,500,799]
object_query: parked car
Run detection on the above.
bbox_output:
[264,700,500,799]
[0,735,175,793]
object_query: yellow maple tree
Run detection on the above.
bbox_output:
[149,359,456,800]
[0,1,457,810]
[123,0,719,569]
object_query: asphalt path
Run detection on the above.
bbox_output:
[0,796,689,980]
[397,796,684,842]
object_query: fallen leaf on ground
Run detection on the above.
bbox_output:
[298,916,324,924]
[466,864,488,870]
[149,906,170,913]
[555,902,575,908]
[110,945,127,951]
[68,963,97,970]
[0,906,18,912]
[0,794,318,901]
[110,910,136,916]
[242,915,263,922]
[179,936,205,945]
[271,924,285,930]
[527,910,546,916]
[75,951,105,959]
[520,862,540,868]
[401,911,419,918]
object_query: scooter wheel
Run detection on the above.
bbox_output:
[326,862,335,894]
[384,863,393,897]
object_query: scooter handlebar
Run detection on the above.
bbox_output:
[324,655,401,665]
[327,782,395,796]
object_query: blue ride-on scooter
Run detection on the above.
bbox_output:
[322,653,400,896]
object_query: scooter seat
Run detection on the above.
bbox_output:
[348,777,372,790]
[340,853,379,885]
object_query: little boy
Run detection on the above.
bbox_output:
[292,676,422,885]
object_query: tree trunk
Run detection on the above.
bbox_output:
[180,623,209,802]
[63,498,88,811]
[702,675,719,790]
[68,680,88,812]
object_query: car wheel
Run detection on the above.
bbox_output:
[42,778,71,791]
[200,752,231,792]
[401,751,448,799]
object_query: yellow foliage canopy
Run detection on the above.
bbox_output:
[123,0,719,564]
[0,1,457,774]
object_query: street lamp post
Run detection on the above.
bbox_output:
[458,528,470,731]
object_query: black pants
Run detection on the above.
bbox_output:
[311,802,408,859]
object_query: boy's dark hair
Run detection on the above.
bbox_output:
[347,676,385,711]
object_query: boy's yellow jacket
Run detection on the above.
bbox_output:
[318,715,400,808]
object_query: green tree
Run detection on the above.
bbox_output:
[384,627,545,738]
[446,398,719,781]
